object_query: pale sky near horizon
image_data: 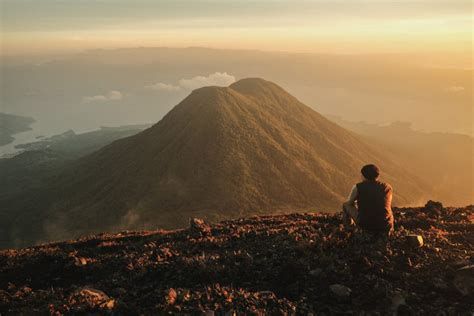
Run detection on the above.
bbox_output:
[1,0,472,56]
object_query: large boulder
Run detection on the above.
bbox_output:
[424,200,443,216]
[68,287,115,312]
[189,218,212,237]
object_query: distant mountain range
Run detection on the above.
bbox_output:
[329,117,474,207]
[0,78,431,248]
[0,124,150,248]
[2,48,472,139]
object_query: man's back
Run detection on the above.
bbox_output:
[356,180,394,232]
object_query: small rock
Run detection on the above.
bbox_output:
[0,290,11,304]
[453,265,474,295]
[22,286,33,294]
[14,286,33,298]
[329,284,351,297]
[189,218,211,236]
[309,268,322,276]
[259,291,275,298]
[361,256,372,268]
[166,288,178,305]
[74,257,88,266]
[397,304,415,316]
[432,278,448,290]
[406,235,423,247]
[451,259,471,268]
[391,292,406,311]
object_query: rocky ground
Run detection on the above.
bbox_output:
[1,201,473,315]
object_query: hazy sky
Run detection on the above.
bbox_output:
[1,0,472,56]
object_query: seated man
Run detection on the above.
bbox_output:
[342,164,394,234]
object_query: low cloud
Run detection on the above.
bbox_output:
[145,72,235,92]
[445,86,465,93]
[82,90,123,103]
[179,72,236,90]
[145,82,181,92]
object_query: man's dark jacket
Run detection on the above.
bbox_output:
[356,180,394,232]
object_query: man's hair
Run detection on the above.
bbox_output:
[361,164,380,180]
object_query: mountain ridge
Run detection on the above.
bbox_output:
[2,78,430,247]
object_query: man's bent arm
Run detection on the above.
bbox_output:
[344,185,358,206]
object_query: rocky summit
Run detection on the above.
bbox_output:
[1,202,473,315]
